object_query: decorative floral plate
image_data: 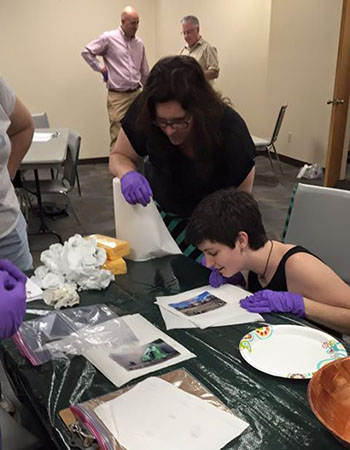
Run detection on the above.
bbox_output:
[239,325,347,379]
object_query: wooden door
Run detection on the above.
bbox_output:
[324,0,350,187]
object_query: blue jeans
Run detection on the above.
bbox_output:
[0,212,32,271]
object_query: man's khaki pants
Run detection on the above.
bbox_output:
[107,89,141,151]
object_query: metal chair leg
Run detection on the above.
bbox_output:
[272,143,284,175]
[265,146,275,172]
[75,168,82,196]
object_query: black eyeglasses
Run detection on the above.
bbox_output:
[153,115,191,130]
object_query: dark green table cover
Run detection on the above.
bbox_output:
[1,255,347,449]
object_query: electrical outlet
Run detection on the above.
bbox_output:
[287,132,292,143]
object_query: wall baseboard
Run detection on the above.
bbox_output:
[78,154,314,169]
[279,154,309,168]
[78,157,109,165]
[256,150,315,168]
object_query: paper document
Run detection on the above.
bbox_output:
[156,284,263,330]
[94,377,249,450]
[113,177,181,261]
[83,314,195,387]
[33,132,58,142]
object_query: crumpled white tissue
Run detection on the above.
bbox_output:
[43,284,80,310]
[31,234,114,294]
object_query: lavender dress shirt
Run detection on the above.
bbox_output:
[82,26,149,91]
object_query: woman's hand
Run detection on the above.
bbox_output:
[240,289,305,317]
[0,260,27,339]
[200,255,245,288]
[120,171,153,206]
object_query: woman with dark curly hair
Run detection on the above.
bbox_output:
[109,55,255,260]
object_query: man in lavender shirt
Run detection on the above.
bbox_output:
[82,6,149,151]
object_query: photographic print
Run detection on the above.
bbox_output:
[109,338,180,371]
[169,291,226,316]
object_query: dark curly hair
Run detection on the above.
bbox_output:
[136,55,225,177]
[186,189,268,250]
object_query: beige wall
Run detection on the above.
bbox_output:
[0,0,343,164]
[155,0,343,165]
[155,0,272,137]
[0,0,157,159]
[265,0,343,164]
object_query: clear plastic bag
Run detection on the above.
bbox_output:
[13,305,137,366]
[62,368,235,450]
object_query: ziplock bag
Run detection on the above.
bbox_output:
[13,304,137,366]
[59,368,242,450]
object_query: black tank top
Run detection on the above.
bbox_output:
[248,245,313,293]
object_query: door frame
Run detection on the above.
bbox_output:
[324,0,350,187]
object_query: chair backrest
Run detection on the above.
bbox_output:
[31,112,50,128]
[63,130,81,190]
[270,105,287,145]
[284,183,350,282]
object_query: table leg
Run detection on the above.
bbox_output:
[29,169,63,244]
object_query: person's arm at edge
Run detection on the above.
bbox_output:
[7,98,34,179]
[286,254,350,334]
[140,46,149,86]
[237,166,255,193]
[81,34,107,73]
[304,300,350,335]
[109,128,142,178]
[204,45,219,80]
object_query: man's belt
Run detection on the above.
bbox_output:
[108,87,140,93]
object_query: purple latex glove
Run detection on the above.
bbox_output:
[240,289,305,317]
[0,261,27,339]
[209,270,246,288]
[120,170,152,206]
[102,69,108,82]
[120,171,153,207]
[200,255,245,288]
[0,259,27,288]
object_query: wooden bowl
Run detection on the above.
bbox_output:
[308,356,350,448]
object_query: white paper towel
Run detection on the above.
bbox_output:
[113,177,181,261]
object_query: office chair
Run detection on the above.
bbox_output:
[251,104,287,175]
[22,130,84,230]
[31,113,50,128]
[283,183,350,283]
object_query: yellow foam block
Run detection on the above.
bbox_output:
[86,234,130,260]
[102,257,127,275]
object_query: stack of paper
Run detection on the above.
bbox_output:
[94,376,249,450]
[156,284,263,330]
[83,314,195,387]
[33,132,58,142]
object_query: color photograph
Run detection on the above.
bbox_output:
[169,291,226,316]
[109,338,180,371]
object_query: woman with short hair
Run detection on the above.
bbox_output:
[186,188,350,335]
